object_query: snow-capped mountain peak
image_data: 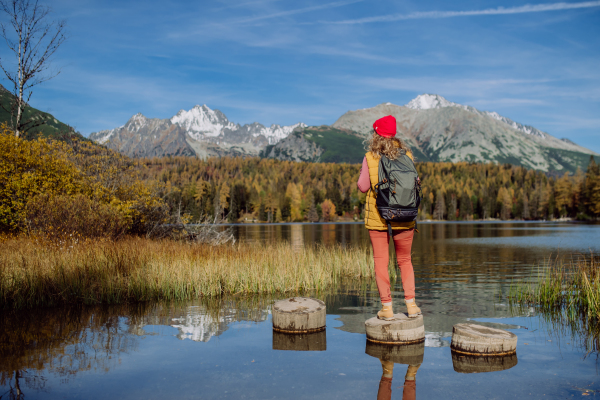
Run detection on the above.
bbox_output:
[171,104,238,140]
[124,113,149,132]
[405,94,460,110]
[260,122,307,144]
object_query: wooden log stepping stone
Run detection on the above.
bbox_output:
[272,330,326,351]
[272,297,326,333]
[452,352,518,373]
[451,323,517,356]
[365,340,424,365]
[365,314,425,344]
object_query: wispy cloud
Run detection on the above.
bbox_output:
[357,76,557,98]
[327,1,600,24]
[236,0,364,23]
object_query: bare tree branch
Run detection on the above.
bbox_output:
[0,0,66,138]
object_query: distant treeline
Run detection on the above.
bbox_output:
[142,155,600,222]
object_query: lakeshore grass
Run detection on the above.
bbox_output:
[509,255,600,319]
[508,255,600,354]
[0,236,376,309]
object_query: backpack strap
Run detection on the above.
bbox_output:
[374,181,390,204]
[387,222,393,238]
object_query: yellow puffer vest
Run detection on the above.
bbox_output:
[364,151,416,231]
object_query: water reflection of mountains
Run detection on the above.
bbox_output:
[132,299,271,342]
[0,298,271,388]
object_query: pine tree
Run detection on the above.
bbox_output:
[554,173,573,217]
[447,193,457,221]
[433,190,445,220]
[459,192,473,220]
[307,200,319,222]
[522,193,530,220]
[585,157,600,217]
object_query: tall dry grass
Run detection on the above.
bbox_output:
[0,236,375,309]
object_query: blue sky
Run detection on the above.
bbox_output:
[4,0,600,152]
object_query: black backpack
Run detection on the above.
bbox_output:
[373,152,422,236]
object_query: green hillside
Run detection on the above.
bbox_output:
[302,126,365,163]
[0,84,82,140]
[543,148,599,174]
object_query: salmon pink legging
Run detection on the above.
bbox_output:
[377,377,416,400]
[369,229,415,303]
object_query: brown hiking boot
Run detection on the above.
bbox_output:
[405,364,421,381]
[377,304,395,321]
[380,359,394,378]
[405,299,421,318]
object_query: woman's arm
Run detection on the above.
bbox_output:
[357,156,370,193]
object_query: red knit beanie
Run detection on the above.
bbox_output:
[373,115,396,138]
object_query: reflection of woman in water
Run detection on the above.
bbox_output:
[377,360,420,400]
[357,115,421,320]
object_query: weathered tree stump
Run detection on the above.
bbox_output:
[451,323,517,356]
[452,351,518,373]
[365,314,425,344]
[272,330,326,351]
[365,340,424,365]
[272,297,326,333]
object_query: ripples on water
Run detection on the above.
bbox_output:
[1,222,599,399]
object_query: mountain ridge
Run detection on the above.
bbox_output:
[89,106,306,158]
[331,99,596,172]
[89,94,597,173]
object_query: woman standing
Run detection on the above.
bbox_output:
[357,115,421,321]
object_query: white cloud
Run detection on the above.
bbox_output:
[328,1,600,24]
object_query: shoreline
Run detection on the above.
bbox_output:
[187,219,586,227]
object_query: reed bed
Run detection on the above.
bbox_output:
[509,255,600,319]
[0,236,375,309]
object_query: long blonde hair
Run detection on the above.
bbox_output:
[365,131,410,160]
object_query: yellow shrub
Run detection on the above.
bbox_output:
[26,193,128,240]
[0,125,81,231]
[0,124,168,236]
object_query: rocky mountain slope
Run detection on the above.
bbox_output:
[330,94,597,172]
[89,104,306,158]
[261,126,364,163]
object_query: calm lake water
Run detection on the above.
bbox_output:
[2,222,600,399]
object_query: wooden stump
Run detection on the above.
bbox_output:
[365,314,425,344]
[272,297,326,333]
[451,323,517,356]
[365,341,424,365]
[452,352,518,373]
[273,330,326,351]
